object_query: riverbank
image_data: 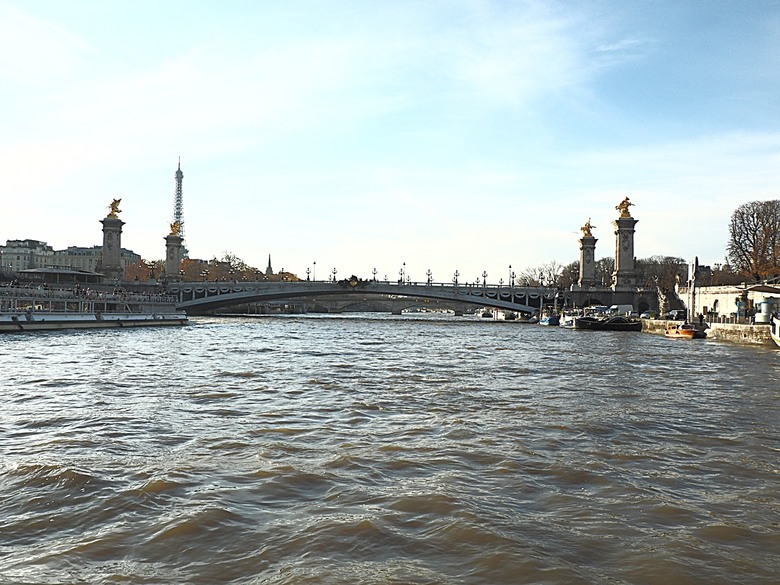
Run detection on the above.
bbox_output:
[642,319,773,345]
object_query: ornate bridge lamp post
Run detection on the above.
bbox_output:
[453,270,459,286]
[332,268,337,282]
[426,269,433,285]
[482,271,488,288]
[399,262,405,285]
[306,267,311,281]
[499,278,504,288]
[372,268,377,281]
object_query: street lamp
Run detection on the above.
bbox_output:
[306,267,311,281]
[482,271,488,287]
[453,270,459,286]
[332,267,337,282]
[372,268,377,281]
[313,261,316,281]
[426,269,432,285]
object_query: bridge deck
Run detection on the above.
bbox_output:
[169,279,558,314]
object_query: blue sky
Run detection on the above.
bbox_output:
[1,0,779,283]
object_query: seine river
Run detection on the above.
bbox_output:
[1,314,779,584]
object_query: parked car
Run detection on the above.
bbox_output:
[640,310,657,319]
[661,309,687,320]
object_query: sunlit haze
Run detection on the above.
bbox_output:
[2,0,779,282]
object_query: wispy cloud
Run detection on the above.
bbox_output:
[1,1,779,277]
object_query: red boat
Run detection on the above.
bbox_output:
[665,322,705,339]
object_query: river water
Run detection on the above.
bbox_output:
[1,314,778,584]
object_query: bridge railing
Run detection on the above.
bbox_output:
[169,278,560,314]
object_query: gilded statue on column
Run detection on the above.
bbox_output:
[580,218,595,237]
[170,221,182,236]
[616,197,633,218]
[107,198,122,218]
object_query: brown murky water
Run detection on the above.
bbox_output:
[1,314,779,584]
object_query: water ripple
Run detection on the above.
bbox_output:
[0,315,778,584]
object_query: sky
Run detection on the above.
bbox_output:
[1,0,779,284]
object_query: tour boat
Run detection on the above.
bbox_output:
[0,311,188,332]
[770,314,780,348]
[0,286,188,332]
[664,322,706,339]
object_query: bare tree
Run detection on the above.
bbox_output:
[727,200,780,281]
[516,261,567,287]
[635,256,687,290]
[558,260,580,289]
[595,257,614,286]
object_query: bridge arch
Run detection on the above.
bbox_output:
[169,278,555,316]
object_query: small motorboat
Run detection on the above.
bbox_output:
[665,322,706,339]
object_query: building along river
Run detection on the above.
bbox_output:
[1,313,778,584]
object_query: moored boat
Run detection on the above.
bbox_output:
[539,313,560,326]
[770,314,780,348]
[574,315,642,332]
[0,311,187,332]
[664,322,706,339]
[559,310,581,328]
[0,285,188,332]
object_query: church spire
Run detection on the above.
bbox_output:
[265,254,273,276]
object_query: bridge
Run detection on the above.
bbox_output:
[168,276,559,315]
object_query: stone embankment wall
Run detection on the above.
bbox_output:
[641,319,773,346]
[706,323,772,345]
